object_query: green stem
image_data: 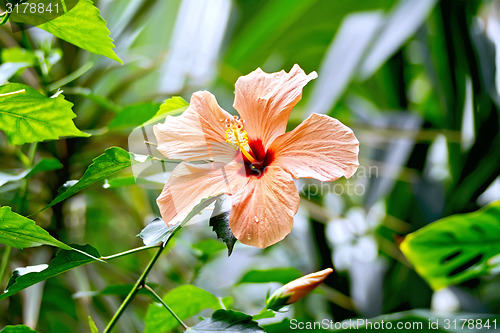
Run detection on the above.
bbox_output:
[143,284,189,331]
[101,244,160,261]
[103,221,182,332]
[0,245,12,288]
[103,245,165,333]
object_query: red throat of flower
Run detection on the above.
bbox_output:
[224,116,274,176]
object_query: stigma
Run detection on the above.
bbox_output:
[224,116,256,163]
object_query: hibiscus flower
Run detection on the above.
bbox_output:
[153,64,359,248]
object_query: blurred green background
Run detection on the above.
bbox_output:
[1,0,500,332]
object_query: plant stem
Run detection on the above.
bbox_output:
[101,244,161,261]
[0,245,12,288]
[103,245,165,333]
[143,284,189,330]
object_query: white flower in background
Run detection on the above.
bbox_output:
[326,202,385,271]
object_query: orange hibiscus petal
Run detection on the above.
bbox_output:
[154,91,237,162]
[270,113,359,182]
[157,159,249,226]
[233,64,317,149]
[229,166,300,248]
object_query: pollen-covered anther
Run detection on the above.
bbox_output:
[223,117,255,162]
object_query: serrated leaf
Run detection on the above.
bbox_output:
[42,147,131,211]
[0,83,89,145]
[37,0,121,63]
[188,309,265,333]
[0,325,40,333]
[209,197,236,256]
[237,268,303,285]
[144,285,224,333]
[0,206,71,250]
[400,201,500,290]
[142,96,189,126]
[0,244,100,300]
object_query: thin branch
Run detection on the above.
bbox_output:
[143,284,189,330]
[101,244,161,261]
[103,226,181,332]
[103,245,165,333]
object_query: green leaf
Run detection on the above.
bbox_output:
[88,316,99,333]
[27,158,64,177]
[103,176,137,189]
[156,96,189,117]
[209,198,236,256]
[237,268,303,285]
[400,201,500,290]
[0,244,100,300]
[252,309,276,321]
[1,47,36,64]
[0,158,62,187]
[143,96,189,126]
[144,285,224,333]
[192,239,226,261]
[108,102,161,129]
[188,309,264,333]
[42,147,131,211]
[0,206,71,250]
[37,0,121,63]
[0,83,89,145]
[0,325,40,333]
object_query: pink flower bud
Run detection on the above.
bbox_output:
[266,268,333,311]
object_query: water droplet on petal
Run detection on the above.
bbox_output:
[254,216,259,223]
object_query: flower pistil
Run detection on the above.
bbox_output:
[224,116,256,163]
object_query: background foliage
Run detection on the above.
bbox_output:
[1,0,500,332]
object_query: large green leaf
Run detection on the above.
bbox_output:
[42,147,132,210]
[144,285,224,333]
[188,310,264,333]
[0,206,71,250]
[0,244,100,300]
[0,83,89,145]
[36,0,121,63]
[400,201,500,290]
[237,268,303,285]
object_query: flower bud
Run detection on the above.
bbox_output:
[266,268,333,311]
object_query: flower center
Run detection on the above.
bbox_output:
[224,116,256,163]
